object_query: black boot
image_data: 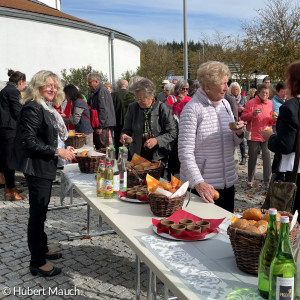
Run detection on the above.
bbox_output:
[240,157,246,165]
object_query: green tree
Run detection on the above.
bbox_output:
[61,65,108,98]
[242,0,300,80]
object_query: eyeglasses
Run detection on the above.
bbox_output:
[181,88,189,91]
[44,85,58,90]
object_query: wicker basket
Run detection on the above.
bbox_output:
[65,134,86,149]
[127,162,164,188]
[76,155,105,173]
[227,211,300,275]
[148,192,186,217]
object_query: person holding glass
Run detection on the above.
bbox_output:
[241,84,277,187]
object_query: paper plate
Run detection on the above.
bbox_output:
[152,225,218,241]
[119,196,149,204]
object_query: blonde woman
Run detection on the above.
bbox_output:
[10,71,75,277]
[178,61,244,212]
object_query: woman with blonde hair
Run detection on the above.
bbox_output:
[178,61,244,212]
[10,70,75,277]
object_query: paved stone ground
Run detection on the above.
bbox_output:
[0,154,267,300]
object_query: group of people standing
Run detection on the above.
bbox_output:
[0,59,299,278]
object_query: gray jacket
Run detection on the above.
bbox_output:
[121,101,178,161]
[178,88,243,189]
[88,83,116,129]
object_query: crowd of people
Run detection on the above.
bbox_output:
[0,59,299,277]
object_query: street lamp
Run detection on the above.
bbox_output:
[183,0,188,80]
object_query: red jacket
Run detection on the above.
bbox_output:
[166,95,191,119]
[241,95,274,142]
[54,101,73,130]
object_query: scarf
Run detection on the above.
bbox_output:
[231,93,242,104]
[142,100,159,140]
[41,98,68,142]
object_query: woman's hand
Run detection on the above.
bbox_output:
[144,138,158,149]
[231,120,244,136]
[120,134,130,145]
[60,112,66,118]
[195,182,215,204]
[261,129,273,142]
[57,147,75,161]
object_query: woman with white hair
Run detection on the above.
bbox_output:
[10,71,75,277]
[178,61,244,212]
[229,81,247,165]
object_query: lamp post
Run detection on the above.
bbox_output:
[183,0,188,80]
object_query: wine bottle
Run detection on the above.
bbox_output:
[258,208,279,299]
[117,146,127,192]
[110,148,120,193]
[269,216,296,300]
[294,231,300,299]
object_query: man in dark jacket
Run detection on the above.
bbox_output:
[112,79,128,156]
[87,73,116,150]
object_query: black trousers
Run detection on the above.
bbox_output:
[192,185,235,213]
[0,129,16,188]
[25,173,53,268]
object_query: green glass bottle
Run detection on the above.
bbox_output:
[96,160,105,198]
[269,216,296,300]
[103,162,113,199]
[258,208,279,299]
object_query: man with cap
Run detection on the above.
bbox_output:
[157,80,170,103]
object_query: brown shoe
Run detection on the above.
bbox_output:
[5,187,23,194]
[0,173,5,185]
[4,190,26,201]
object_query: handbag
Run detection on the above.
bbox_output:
[262,98,300,212]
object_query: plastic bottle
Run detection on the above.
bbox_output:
[269,216,296,300]
[103,162,113,199]
[96,160,105,198]
[294,230,300,299]
[117,146,127,192]
[258,208,279,299]
[110,148,120,193]
[105,146,111,167]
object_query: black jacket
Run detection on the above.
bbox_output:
[121,101,178,161]
[0,83,22,129]
[268,97,299,155]
[88,83,116,129]
[10,100,58,180]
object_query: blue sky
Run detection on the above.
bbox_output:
[61,0,295,42]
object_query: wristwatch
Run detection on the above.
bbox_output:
[55,148,59,156]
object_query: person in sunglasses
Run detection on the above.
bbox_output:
[166,80,191,122]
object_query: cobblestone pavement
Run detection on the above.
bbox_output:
[0,154,266,300]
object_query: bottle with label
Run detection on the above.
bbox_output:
[258,208,279,299]
[103,162,113,199]
[269,216,296,300]
[117,146,127,192]
[110,148,120,193]
[294,231,300,299]
[96,160,105,198]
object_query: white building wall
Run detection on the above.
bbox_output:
[0,16,140,83]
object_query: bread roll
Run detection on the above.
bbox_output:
[231,219,249,229]
[140,162,151,168]
[212,189,220,200]
[255,220,268,228]
[248,220,257,226]
[245,225,261,234]
[134,165,144,171]
[243,208,262,221]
